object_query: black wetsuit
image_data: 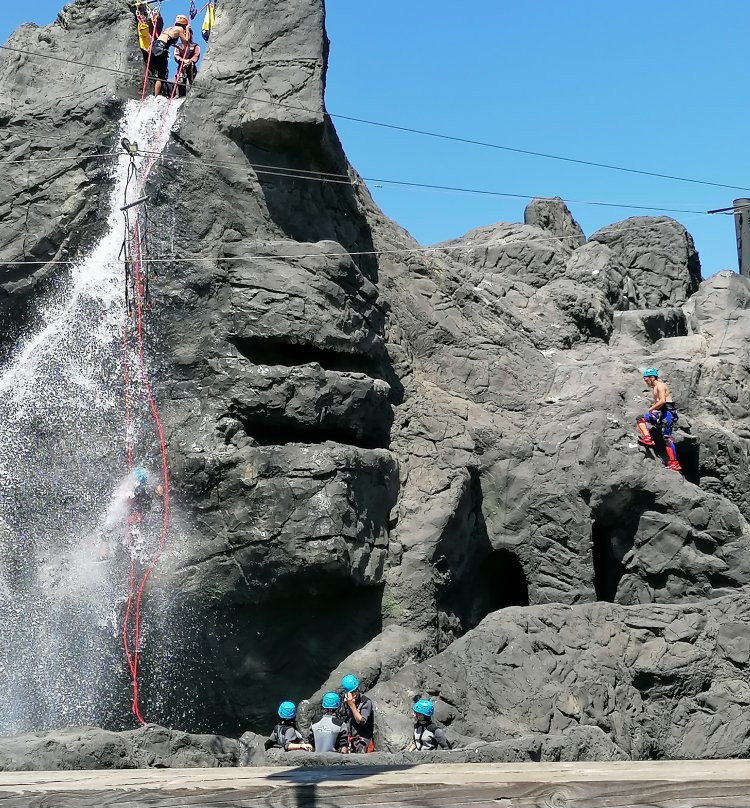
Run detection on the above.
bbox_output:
[413,720,451,751]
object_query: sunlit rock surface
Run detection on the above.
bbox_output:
[1,0,750,764]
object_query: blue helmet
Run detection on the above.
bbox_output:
[642,368,659,379]
[413,699,435,718]
[341,674,360,693]
[277,701,296,720]
[322,692,341,710]
[133,467,148,485]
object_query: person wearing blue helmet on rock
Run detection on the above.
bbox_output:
[341,674,375,753]
[309,692,348,753]
[264,701,313,752]
[408,698,451,751]
[636,368,682,472]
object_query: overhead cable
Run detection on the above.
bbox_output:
[1,43,749,194]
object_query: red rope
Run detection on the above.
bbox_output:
[139,8,159,104]
[120,27,187,725]
[124,221,171,724]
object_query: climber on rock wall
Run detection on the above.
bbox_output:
[149,14,192,97]
[408,699,451,751]
[309,692,348,753]
[264,702,313,752]
[341,674,375,753]
[636,368,682,472]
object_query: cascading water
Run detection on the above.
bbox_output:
[0,96,182,733]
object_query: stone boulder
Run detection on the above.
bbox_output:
[589,217,701,308]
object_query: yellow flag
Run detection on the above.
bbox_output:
[201,3,215,42]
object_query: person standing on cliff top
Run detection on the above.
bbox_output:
[636,368,682,472]
[149,15,192,97]
[174,33,201,97]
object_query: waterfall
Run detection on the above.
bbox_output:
[0,97,182,733]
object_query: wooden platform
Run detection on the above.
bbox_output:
[0,760,749,806]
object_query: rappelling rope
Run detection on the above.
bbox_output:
[119,62,182,719]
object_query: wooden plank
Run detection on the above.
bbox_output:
[0,761,749,807]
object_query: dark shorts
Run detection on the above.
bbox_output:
[149,50,169,81]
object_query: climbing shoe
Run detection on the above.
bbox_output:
[666,461,682,472]
[638,437,656,447]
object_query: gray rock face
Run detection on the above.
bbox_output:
[524,196,586,250]
[0,725,239,770]
[590,217,702,308]
[368,595,750,760]
[0,0,140,339]
[1,0,750,767]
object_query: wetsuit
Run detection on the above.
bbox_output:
[413,721,451,751]
[264,722,303,751]
[343,695,374,753]
[310,714,348,753]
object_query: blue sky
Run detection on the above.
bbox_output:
[4,2,746,275]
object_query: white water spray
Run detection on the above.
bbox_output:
[0,97,182,733]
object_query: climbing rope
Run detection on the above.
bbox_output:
[118,62,183,721]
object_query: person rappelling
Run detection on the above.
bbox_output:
[149,14,192,97]
[636,368,682,472]
[127,467,164,531]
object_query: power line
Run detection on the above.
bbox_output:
[1,43,749,195]
[0,144,715,216]
[1,217,709,266]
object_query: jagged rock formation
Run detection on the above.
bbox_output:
[0,725,239,770]
[1,0,750,765]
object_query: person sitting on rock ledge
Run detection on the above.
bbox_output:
[341,674,375,753]
[264,702,313,752]
[636,368,682,472]
[309,692,348,753]
[408,699,451,751]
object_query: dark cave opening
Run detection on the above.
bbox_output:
[139,583,384,737]
[436,469,529,647]
[591,487,665,602]
[229,335,382,376]
[480,548,530,612]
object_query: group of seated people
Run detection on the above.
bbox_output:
[267,674,451,754]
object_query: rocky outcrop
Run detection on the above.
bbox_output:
[1,0,750,766]
[368,594,750,760]
[0,725,239,770]
[589,217,701,308]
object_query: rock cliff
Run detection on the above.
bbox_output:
[1,0,749,764]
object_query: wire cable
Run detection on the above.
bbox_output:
[0,144,716,216]
[2,42,749,194]
[1,217,710,267]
